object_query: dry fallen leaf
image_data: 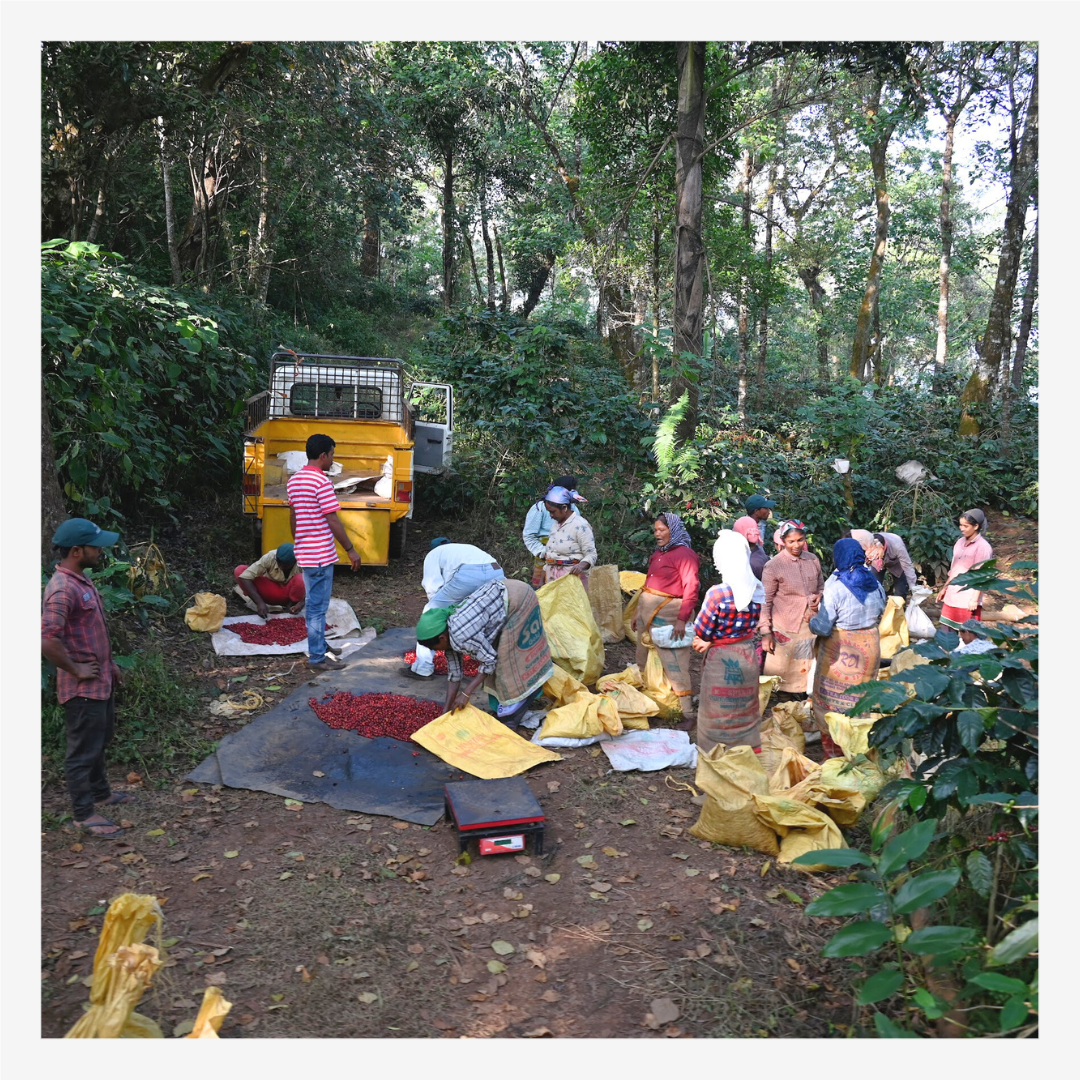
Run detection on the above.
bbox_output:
[576,855,598,870]
[224,850,239,859]
[503,888,524,900]
[524,949,547,968]
[637,918,654,931]
[786,957,802,972]
[450,865,470,876]
[358,992,378,1004]
[145,829,165,838]
[407,943,424,955]
[524,866,542,878]
[283,799,304,811]
[486,960,506,974]
[405,960,419,972]
[392,821,411,830]
[547,781,560,793]
[544,873,561,884]
[279,872,293,881]
[298,966,313,983]
[684,868,700,877]
[760,860,772,877]
[239,860,254,871]
[192,873,212,883]
[126,772,142,784]
[708,871,721,881]
[481,912,501,924]
[490,940,515,956]
[591,881,613,893]
[523,1026,554,1038]
[312,770,325,778]
[541,989,561,1003]
[651,997,680,1025]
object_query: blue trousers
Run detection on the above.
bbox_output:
[301,564,335,663]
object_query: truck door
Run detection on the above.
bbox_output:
[410,382,454,473]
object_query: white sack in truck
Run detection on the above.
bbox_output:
[277,450,341,475]
[374,454,394,499]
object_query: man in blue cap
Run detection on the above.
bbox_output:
[42,518,133,838]
[744,493,777,528]
[233,542,306,620]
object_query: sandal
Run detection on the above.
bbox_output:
[98,792,136,806]
[75,815,126,838]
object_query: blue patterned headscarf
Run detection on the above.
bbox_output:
[657,512,693,553]
[832,538,882,603]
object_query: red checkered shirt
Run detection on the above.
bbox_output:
[42,566,114,703]
[693,584,760,645]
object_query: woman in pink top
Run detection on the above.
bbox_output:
[937,508,993,624]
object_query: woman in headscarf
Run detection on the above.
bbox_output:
[733,515,768,580]
[849,528,918,599]
[540,486,598,590]
[415,577,554,727]
[936,508,993,625]
[523,474,587,587]
[809,538,888,757]
[633,513,701,730]
[691,530,767,753]
[758,520,824,695]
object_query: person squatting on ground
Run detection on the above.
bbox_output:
[540,485,597,590]
[809,538,888,758]
[758,520,823,695]
[42,518,136,838]
[937,508,993,626]
[692,530,766,754]
[233,542,305,619]
[404,538,504,679]
[633,512,701,731]
[522,474,586,587]
[286,433,361,670]
[415,578,554,726]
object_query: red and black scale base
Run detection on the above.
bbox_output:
[444,777,546,856]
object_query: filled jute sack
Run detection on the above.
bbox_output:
[689,744,780,856]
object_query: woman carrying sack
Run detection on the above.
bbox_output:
[523,475,586,587]
[809,538,888,758]
[415,578,554,727]
[541,486,598,590]
[936,508,994,625]
[633,513,701,730]
[758,520,824,695]
[691,530,766,753]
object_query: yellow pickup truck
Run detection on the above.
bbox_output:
[242,352,453,564]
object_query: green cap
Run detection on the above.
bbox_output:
[52,517,120,548]
[416,606,453,642]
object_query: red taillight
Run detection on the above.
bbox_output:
[243,474,260,497]
[395,481,413,503]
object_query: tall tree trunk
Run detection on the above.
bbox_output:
[1012,224,1038,390]
[480,191,496,312]
[156,117,182,286]
[86,186,106,243]
[41,376,70,568]
[736,149,755,422]
[850,74,893,381]
[934,108,958,390]
[798,266,829,387]
[493,224,509,313]
[248,147,274,302]
[756,158,776,396]
[671,41,705,441]
[462,219,483,302]
[441,145,455,312]
[872,299,885,385]
[521,251,555,319]
[361,204,380,278]
[962,65,1037,424]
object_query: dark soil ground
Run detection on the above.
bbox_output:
[39,505,1036,1039]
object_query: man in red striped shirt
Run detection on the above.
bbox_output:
[287,433,362,669]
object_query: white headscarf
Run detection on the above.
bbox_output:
[712,530,766,612]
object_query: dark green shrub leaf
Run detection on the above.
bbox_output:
[855,967,903,1005]
[988,918,1038,966]
[969,972,1028,996]
[965,850,993,898]
[848,681,910,715]
[903,925,976,954]
[999,996,1031,1032]
[956,711,986,754]
[790,848,871,869]
[821,921,893,958]
[877,819,937,878]
[906,785,927,811]
[894,666,952,700]
[893,868,961,914]
[912,987,948,1019]
[872,1011,920,1038]
[806,883,886,916]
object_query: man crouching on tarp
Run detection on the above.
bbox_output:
[415,578,554,727]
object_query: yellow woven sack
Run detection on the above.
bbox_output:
[758,675,782,715]
[188,986,233,1038]
[620,570,647,593]
[767,746,819,793]
[620,572,647,644]
[759,725,801,781]
[595,678,660,719]
[588,564,625,644]
[689,744,779,855]
[642,647,683,720]
[889,647,931,677]
[185,591,227,633]
[820,756,886,804]
[538,690,623,740]
[752,794,847,871]
[544,667,588,707]
[786,770,866,827]
[411,703,562,779]
[878,595,910,659]
[824,711,882,758]
[65,893,165,1038]
[766,700,810,750]
[598,664,644,688]
[537,573,605,684]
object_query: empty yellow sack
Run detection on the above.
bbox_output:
[878,595,910,659]
[185,591,227,633]
[188,986,233,1039]
[620,572,647,644]
[759,725,803,781]
[889,647,931,677]
[642,647,683,720]
[620,571,647,593]
[65,893,165,1039]
[824,711,883,758]
[596,677,660,719]
[786,769,867,827]
[689,744,779,855]
[753,794,847,871]
[538,690,622,740]
[588,564,625,644]
[411,703,562,779]
[758,675,782,715]
[766,699,811,748]
[537,573,605,685]
[544,667,588,707]
[767,746,819,793]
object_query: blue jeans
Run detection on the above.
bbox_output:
[411,563,504,675]
[301,564,335,663]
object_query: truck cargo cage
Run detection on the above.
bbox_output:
[267,353,407,425]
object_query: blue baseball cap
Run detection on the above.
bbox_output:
[276,542,296,564]
[52,517,120,548]
[430,537,451,550]
[744,494,777,512]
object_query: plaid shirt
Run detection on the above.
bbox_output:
[446,579,509,679]
[42,566,114,703]
[693,584,760,645]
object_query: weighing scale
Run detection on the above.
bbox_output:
[444,777,546,855]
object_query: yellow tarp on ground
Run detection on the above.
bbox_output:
[185,592,226,633]
[537,574,605,684]
[411,703,562,779]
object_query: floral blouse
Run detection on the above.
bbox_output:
[543,514,598,569]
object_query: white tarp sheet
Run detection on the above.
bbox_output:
[210,597,365,656]
[600,728,698,771]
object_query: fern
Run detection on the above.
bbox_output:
[653,392,703,482]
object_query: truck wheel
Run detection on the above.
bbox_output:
[388,518,408,559]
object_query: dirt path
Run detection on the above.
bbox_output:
[40,510,1037,1038]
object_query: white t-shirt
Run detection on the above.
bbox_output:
[422,543,496,598]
